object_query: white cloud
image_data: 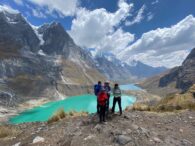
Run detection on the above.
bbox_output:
[151,0,159,5]
[119,15,195,68]
[14,0,23,6]
[28,0,79,17]
[68,0,134,52]
[147,12,154,21]
[31,8,47,18]
[125,5,146,26]
[0,4,19,14]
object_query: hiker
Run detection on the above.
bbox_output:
[94,81,102,114]
[98,88,108,123]
[104,81,111,114]
[112,83,122,115]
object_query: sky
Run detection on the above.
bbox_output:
[0,0,195,68]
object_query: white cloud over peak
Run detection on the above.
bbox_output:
[0,4,19,14]
[68,0,134,52]
[28,0,79,17]
[14,0,23,6]
[147,12,154,21]
[125,5,146,26]
[119,15,195,68]
[31,8,47,18]
[151,0,159,5]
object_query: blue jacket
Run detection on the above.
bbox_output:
[94,84,102,96]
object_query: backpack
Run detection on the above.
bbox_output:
[94,84,101,96]
[113,87,121,97]
[98,92,107,106]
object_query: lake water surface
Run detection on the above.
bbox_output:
[120,84,142,91]
[10,94,136,124]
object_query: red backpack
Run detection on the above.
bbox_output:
[98,91,108,106]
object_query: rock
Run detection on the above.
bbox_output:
[33,136,45,144]
[138,127,150,137]
[124,115,130,119]
[179,128,184,133]
[115,135,132,145]
[189,116,193,119]
[153,137,162,143]
[126,129,132,134]
[181,139,193,146]
[94,124,102,133]
[84,135,95,141]
[12,142,21,146]
[131,124,139,130]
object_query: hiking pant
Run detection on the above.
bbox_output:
[99,105,106,122]
[106,94,110,113]
[112,97,122,115]
[97,98,100,114]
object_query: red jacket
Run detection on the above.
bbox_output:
[98,91,108,106]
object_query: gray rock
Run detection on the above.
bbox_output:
[33,136,45,144]
[131,124,139,130]
[115,135,132,145]
[94,124,102,133]
[12,142,21,146]
[153,137,162,143]
[181,139,193,146]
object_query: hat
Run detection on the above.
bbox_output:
[101,87,106,91]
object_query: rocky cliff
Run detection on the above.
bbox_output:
[159,48,195,91]
[140,48,195,96]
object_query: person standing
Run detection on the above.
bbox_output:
[104,81,111,114]
[98,88,108,123]
[94,81,102,114]
[112,83,122,115]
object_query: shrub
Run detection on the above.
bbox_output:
[132,103,151,111]
[47,108,66,124]
[0,126,18,138]
[47,109,89,124]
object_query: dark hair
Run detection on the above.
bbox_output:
[114,83,119,87]
[98,81,101,84]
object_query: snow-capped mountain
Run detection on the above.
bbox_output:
[88,49,167,83]
[0,10,105,106]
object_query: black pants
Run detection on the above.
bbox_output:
[112,97,122,115]
[99,105,106,122]
[97,99,100,114]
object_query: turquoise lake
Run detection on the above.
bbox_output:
[120,84,142,91]
[9,94,136,124]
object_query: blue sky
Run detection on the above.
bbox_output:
[0,0,195,68]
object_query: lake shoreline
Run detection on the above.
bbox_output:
[1,85,160,124]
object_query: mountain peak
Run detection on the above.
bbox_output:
[0,9,24,24]
[0,5,20,14]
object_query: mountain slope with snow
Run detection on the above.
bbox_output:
[0,10,105,106]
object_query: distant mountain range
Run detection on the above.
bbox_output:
[88,49,167,83]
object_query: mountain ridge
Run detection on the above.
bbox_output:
[140,47,195,96]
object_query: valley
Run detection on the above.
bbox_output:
[0,7,195,146]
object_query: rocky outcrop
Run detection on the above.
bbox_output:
[159,48,195,91]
